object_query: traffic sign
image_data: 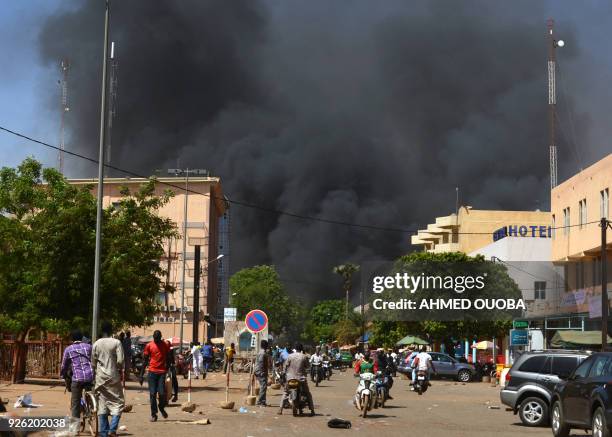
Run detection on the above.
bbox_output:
[510,329,529,346]
[513,320,529,329]
[245,309,268,333]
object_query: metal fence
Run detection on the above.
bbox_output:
[0,340,68,381]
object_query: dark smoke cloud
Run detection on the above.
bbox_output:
[37,0,600,301]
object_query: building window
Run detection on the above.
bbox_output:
[552,214,556,239]
[563,207,570,235]
[579,199,587,229]
[601,189,609,219]
[534,281,546,300]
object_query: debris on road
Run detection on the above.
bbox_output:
[181,401,197,412]
[13,393,42,408]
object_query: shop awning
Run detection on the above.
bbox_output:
[550,330,612,348]
[396,335,429,346]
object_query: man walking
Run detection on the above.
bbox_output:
[224,342,236,374]
[121,331,132,380]
[60,329,94,419]
[92,321,124,437]
[254,339,269,406]
[201,340,214,375]
[190,342,202,379]
[143,330,171,421]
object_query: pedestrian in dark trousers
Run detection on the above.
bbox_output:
[60,329,94,419]
[254,339,270,406]
[143,330,171,422]
[166,340,179,402]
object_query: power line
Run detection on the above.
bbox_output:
[0,124,601,235]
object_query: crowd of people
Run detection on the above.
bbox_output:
[59,325,437,434]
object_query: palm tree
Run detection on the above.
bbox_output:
[332,263,360,319]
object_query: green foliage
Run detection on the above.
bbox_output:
[367,251,520,345]
[333,318,361,346]
[0,158,177,337]
[303,299,344,343]
[229,265,302,336]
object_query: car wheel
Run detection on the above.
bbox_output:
[518,397,548,427]
[592,407,611,437]
[457,369,471,383]
[551,401,570,437]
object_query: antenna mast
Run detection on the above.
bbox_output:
[58,58,70,174]
[105,41,118,176]
[547,19,559,189]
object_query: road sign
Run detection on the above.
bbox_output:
[510,329,529,346]
[513,320,529,329]
[245,309,268,333]
[224,307,237,322]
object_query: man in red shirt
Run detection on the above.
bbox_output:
[143,330,171,421]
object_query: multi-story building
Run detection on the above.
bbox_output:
[551,153,612,332]
[69,176,226,343]
[411,207,551,254]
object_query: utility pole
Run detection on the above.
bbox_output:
[105,41,118,177]
[58,58,70,174]
[547,19,564,190]
[602,218,611,350]
[91,0,110,342]
[192,245,201,344]
[168,168,209,350]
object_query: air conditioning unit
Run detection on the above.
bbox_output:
[158,316,166,323]
[167,317,175,323]
[168,304,176,311]
[184,306,192,313]
[153,316,158,322]
[161,305,168,311]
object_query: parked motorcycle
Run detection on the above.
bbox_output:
[414,369,429,395]
[286,378,309,416]
[273,363,286,385]
[354,372,376,418]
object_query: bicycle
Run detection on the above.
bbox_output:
[80,386,98,436]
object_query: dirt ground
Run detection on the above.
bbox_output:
[0,371,588,436]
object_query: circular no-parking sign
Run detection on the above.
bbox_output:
[245,309,268,333]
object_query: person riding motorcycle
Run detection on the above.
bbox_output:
[412,347,436,390]
[376,350,394,400]
[309,348,323,382]
[278,343,315,416]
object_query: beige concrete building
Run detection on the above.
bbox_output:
[69,177,226,343]
[411,207,551,254]
[551,153,612,319]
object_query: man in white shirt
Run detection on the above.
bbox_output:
[413,347,436,390]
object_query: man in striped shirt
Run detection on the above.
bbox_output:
[60,329,94,418]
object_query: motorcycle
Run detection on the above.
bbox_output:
[176,350,191,379]
[414,369,429,395]
[354,372,375,418]
[322,360,332,380]
[374,371,389,408]
[311,363,323,386]
[286,378,309,416]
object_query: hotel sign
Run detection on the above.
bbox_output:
[493,225,552,242]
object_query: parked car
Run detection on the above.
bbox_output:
[500,350,589,427]
[550,352,612,437]
[397,352,474,382]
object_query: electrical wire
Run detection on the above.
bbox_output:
[0,125,604,235]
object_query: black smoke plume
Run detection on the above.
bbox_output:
[38,0,593,301]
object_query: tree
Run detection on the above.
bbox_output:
[367,251,522,348]
[0,158,177,381]
[332,263,359,319]
[303,299,344,343]
[229,265,301,336]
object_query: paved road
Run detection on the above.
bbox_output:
[1,371,588,436]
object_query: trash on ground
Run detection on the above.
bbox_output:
[13,394,42,408]
[328,418,352,429]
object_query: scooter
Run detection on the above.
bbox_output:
[374,371,389,408]
[414,369,429,395]
[354,372,375,418]
[286,378,309,416]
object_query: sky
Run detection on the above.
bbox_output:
[1,1,611,300]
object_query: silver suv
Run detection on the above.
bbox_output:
[500,350,590,427]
